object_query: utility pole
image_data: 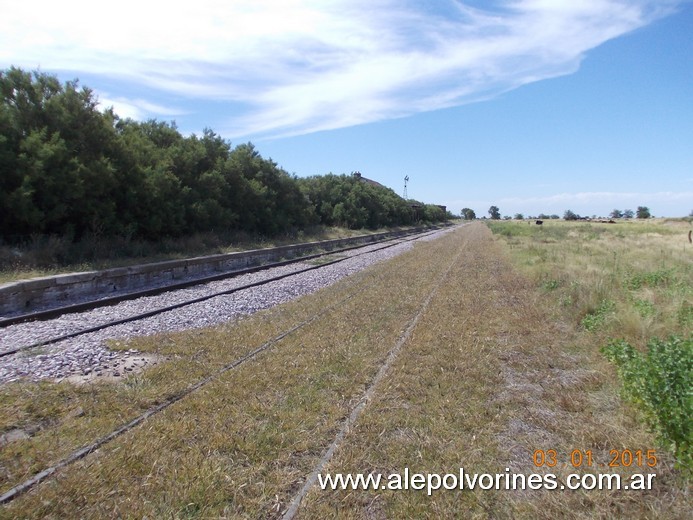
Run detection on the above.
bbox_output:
[403,175,409,199]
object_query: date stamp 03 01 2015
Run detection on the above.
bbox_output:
[533,449,658,470]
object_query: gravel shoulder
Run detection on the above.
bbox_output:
[0,228,457,384]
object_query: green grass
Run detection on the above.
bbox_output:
[487,218,692,342]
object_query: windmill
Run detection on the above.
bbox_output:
[403,175,409,199]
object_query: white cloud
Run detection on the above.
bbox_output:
[96,94,185,121]
[0,0,681,137]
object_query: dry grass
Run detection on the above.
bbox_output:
[1,222,689,518]
[0,226,460,517]
[296,222,689,518]
[491,219,691,344]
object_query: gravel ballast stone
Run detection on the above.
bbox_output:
[0,227,457,384]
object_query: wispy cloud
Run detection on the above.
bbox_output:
[0,0,681,137]
[96,95,186,121]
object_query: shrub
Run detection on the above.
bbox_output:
[626,269,674,290]
[581,300,615,331]
[602,336,692,471]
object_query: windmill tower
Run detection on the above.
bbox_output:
[403,175,409,199]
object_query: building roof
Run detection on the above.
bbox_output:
[352,171,386,189]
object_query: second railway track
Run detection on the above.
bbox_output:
[0,227,439,328]
[0,227,451,382]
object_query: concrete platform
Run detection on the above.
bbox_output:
[0,228,423,317]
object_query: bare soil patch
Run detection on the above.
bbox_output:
[60,352,162,385]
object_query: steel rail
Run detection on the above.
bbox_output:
[0,227,435,328]
[0,285,365,506]
[0,228,440,359]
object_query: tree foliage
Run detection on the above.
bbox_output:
[488,205,501,220]
[637,206,651,219]
[0,68,448,243]
[296,174,439,229]
[610,209,635,219]
[461,208,476,220]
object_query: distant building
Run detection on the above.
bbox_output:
[352,171,386,189]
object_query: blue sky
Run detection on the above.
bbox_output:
[1,0,691,217]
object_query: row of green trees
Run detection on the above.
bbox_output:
[610,207,651,219]
[460,206,654,221]
[565,207,651,220]
[297,174,444,229]
[0,68,447,244]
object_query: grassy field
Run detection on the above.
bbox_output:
[487,218,691,343]
[0,222,690,518]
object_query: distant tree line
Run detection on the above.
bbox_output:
[566,207,651,220]
[0,68,447,244]
[460,204,655,221]
[610,207,651,219]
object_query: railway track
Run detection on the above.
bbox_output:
[0,285,363,505]
[0,225,456,505]
[0,228,440,359]
[0,227,438,328]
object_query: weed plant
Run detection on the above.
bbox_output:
[581,299,616,331]
[602,336,691,473]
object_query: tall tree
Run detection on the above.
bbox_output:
[1,66,446,246]
[636,206,651,219]
[0,68,120,238]
[488,205,501,220]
